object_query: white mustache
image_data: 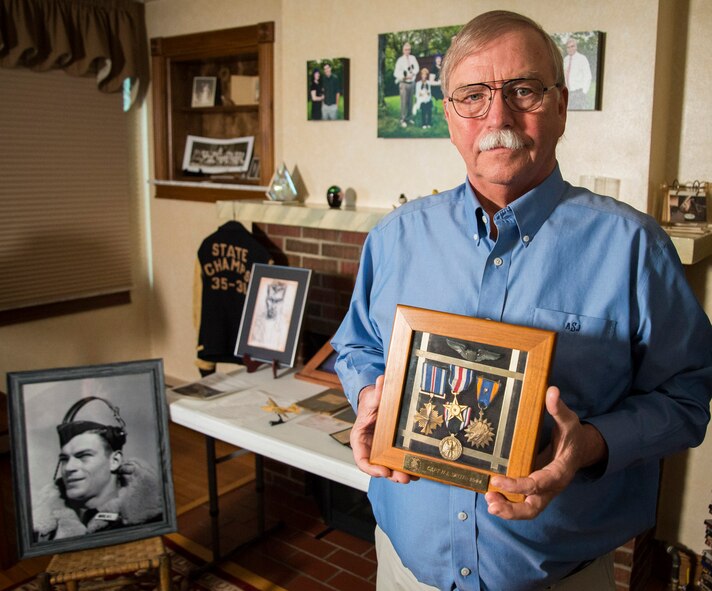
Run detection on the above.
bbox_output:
[479,129,527,151]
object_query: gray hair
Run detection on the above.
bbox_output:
[440,10,564,97]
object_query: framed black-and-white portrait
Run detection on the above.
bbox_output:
[191,76,217,108]
[235,264,311,367]
[550,31,605,111]
[6,359,177,558]
[371,306,556,500]
[182,135,254,175]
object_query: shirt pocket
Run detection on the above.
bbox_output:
[532,307,622,415]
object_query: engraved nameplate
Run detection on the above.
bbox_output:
[403,454,490,493]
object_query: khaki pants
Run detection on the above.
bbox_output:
[375,525,615,591]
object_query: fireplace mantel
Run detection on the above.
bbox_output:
[217,200,391,233]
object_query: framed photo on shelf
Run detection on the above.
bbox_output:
[6,359,177,558]
[666,189,708,225]
[191,76,217,108]
[370,305,556,501]
[235,264,311,367]
[294,338,342,389]
[182,135,254,175]
[246,156,261,181]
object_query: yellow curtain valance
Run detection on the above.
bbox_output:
[0,0,149,108]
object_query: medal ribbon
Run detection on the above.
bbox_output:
[421,362,447,397]
[448,364,474,394]
[475,375,500,409]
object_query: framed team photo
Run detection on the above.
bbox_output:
[235,264,311,367]
[370,305,556,500]
[6,359,176,558]
[182,135,254,175]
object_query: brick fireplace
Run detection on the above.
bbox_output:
[230,204,657,591]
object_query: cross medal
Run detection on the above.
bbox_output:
[464,376,501,448]
[412,362,445,436]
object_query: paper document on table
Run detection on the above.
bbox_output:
[295,412,354,434]
[170,370,252,400]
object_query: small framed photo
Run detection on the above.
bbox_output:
[191,76,217,107]
[6,359,177,558]
[295,338,342,389]
[371,305,556,501]
[235,264,311,367]
[667,189,708,225]
[246,156,261,181]
[182,135,254,174]
[306,57,350,121]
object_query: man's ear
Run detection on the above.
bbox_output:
[443,99,455,144]
[110,450,123,472]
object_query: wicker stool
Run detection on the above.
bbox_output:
[39,537,171,591]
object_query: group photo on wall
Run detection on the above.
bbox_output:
[377,24,461,139]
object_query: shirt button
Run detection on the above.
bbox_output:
[457,511,468,521]
[493,257,503,267]
[523,235,530,243]
[460,567,471,577]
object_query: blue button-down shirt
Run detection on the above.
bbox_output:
[332,166,712,591]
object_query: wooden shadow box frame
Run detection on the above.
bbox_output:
[370,305,556,501]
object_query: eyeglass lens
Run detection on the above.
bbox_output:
[451,79,546,118]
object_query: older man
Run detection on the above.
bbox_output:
[332,10,711,591]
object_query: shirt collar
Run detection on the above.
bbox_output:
[466,165,566,246]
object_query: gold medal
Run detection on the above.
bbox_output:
[439,434,463,461]
[464,408,495,448]
[413,401,444,435]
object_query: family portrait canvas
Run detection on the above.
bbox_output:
[377,24,461,138]
[306,57,350,121]
[7,360,176,558]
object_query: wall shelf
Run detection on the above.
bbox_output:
[663,228,712,265]
[217,200,391,233]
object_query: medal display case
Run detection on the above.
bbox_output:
[371,305,556,501]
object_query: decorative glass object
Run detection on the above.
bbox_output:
[266,163,298,202]
[326,185,343,208]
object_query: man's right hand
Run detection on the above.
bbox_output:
[350,375,414,484]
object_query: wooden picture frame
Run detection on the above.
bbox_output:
[6,359,177,558]
[235,264,311,367]
[294,339,342,389]
[191,76,217,108]
[371,305,556,501]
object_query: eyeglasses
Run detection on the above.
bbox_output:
[448,78,562,119]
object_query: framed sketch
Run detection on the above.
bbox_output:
[306,57,350,121]
[371,305,556,500]
[377,24,461,138]
[550,31,605,111]
[191,76,217,108]
[295,338,342,389]
[182,135,254,175]
[6,359,177,558]
[246,156,261,181]
[235,264,311,367]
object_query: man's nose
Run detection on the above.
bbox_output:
[486,88,515,125]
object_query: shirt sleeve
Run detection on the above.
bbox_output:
[586,237,712,476]
[331,229,386,408]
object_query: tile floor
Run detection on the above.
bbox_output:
[178,470,377,591]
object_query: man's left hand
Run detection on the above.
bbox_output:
[484,386,607,520]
